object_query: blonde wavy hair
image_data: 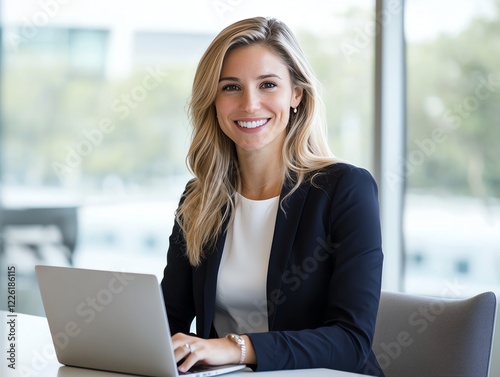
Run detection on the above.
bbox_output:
[177,17,337,266]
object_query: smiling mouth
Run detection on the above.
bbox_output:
[236,119,270,129]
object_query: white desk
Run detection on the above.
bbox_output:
[1,312,371,377]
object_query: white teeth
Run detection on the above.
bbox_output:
[237,119,268,128]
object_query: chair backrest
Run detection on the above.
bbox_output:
[372,291,497,377]
[0,207,78,264]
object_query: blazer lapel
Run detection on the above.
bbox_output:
[267,178,311,329]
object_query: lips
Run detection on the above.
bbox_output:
[236,119,269,129]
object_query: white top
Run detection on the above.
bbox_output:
[213,192,280,336]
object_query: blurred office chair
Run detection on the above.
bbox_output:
[0,207,78,265]
[371,290,497,377]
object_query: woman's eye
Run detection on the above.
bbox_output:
[222,84,240,92]
[261,82,277,89]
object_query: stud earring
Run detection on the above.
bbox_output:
[293,107,297,114]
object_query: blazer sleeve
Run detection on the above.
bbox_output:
[247,166,383,373]
[160,189,196,336]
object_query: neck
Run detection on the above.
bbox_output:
[235,135,287,200]
[240,173,283,200]
[238,154,284,201]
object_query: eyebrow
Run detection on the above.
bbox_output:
[218,74,283,82]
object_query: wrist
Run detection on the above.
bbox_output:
[226,333,246,364]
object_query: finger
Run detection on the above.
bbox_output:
[171,333,197,362]
[173,343,192,363]
[178,351,201,374]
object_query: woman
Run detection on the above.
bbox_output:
[161,16,384,376]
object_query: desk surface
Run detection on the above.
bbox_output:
[1,312,371,377]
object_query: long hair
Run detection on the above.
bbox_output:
[177,17,337,266]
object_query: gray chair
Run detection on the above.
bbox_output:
[371,290,497,377]
[0,207,78,265]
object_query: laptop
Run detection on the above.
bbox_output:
[35,265,246,377]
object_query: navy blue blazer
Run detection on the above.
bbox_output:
[161,163,384,376]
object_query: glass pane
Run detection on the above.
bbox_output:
[404,0,500,296]
[0,0,374,315]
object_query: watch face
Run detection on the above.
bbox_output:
[229,334,243,344]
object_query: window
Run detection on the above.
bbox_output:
[404,0,500,296]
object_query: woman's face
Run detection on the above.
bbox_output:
[215,44,302,155]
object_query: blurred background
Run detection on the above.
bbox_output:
[0,0,499,371]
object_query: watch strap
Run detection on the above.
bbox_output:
[226,333,246,364]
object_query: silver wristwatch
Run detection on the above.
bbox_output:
[226,333,246,364]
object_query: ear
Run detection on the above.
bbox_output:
[291,86,304,108]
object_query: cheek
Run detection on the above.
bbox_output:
[272,97,291,121]
[214,96,228,116]
[214,101,233,133]
[270,95,292,114]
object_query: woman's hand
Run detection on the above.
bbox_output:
[172,333,255,373]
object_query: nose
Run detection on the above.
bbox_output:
[239,88,261,113]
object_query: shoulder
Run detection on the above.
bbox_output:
[304,163,381,232]
[308,162,378,194]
